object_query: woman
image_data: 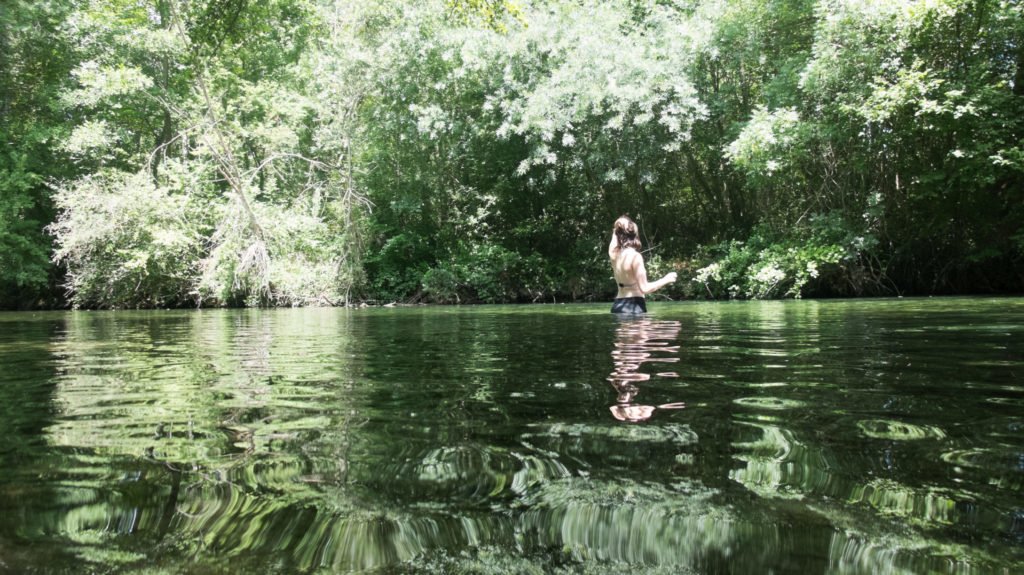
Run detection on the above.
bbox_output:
[608,215,676,313]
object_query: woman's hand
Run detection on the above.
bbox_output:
[664,271,677,283]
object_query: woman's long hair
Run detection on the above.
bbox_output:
[614,215,642,251]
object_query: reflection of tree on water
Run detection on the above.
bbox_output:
[608,317,685,422]
[10,306,1020,574]
[32,310,369,571]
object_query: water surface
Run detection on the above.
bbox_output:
[1,298,1022,573]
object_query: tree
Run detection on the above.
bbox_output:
[0,1,76,308]
[50,0,371,307]
[348,0,706,303]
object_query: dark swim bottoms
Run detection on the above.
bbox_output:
[611,297,647,314]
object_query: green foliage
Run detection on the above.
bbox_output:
[446,0,525,33]
[46,0,367,308]
[422,242,555,304]
[690,214,874,299]
[50,167,207,308]
[0,0,77,307]
[725,106,803,180]
[7,0,1024,306]
[0,150,51,292]
[715,0,1024,294]
[194,198,356,307]
[364,232,432,302]
[344,0,709,303]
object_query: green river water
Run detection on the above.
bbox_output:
[0,298,1022,574]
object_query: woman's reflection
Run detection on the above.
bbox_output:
[609,318,686,422]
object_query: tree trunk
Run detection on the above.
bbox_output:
[1014,42,1024,97]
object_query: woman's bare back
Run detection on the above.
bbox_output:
[612,248,644,298]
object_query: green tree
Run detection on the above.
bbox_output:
[346,0,706,303]
[51,0,371,307]
[16,0,1024,307]
[705,0,1024,297]
[0,1,76,308]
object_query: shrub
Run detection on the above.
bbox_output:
[421,242,544,304]
[50,168,207,308]
[689,213,874,299]
[195,199,355,307]
[363,232,432,303]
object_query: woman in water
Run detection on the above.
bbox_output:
[608,215,677,313]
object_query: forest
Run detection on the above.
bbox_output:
[2,0,1022,309]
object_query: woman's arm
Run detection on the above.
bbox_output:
[608,230,619,260]
[633,253,677,294]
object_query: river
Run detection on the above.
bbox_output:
[0,298,1021,573]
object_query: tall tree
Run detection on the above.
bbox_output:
[0,1,75,308]
[50,0,370,308]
